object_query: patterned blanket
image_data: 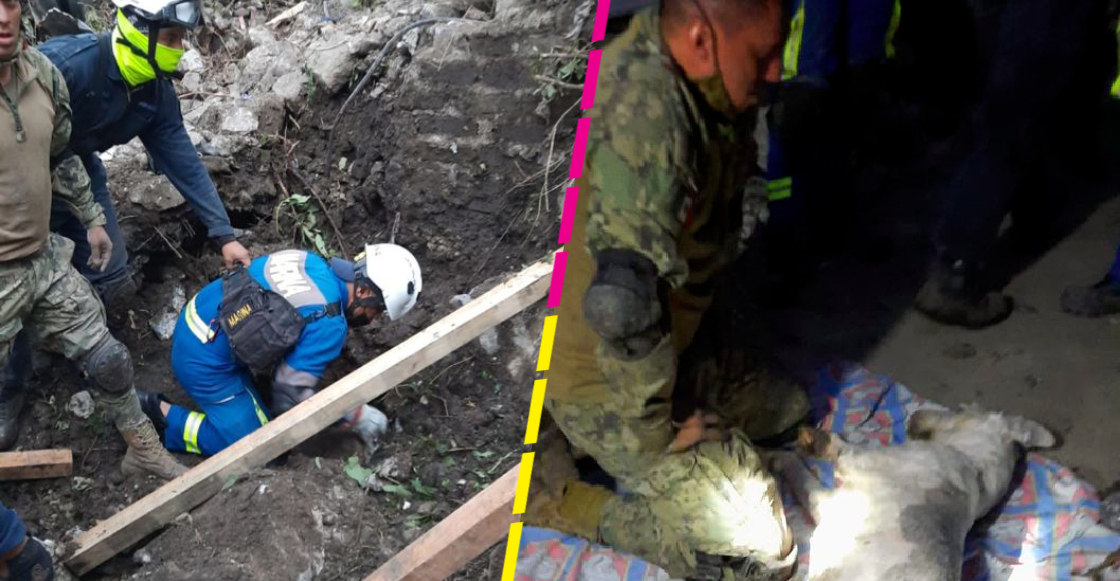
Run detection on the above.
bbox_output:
[516,363,1120,581]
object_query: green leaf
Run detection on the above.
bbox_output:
[290,194,310,205]
[382,483,413,498]
[412,478,437,498]
[542,84,557,101]
[472,450,494,460]
[343,456,373,487]
[441,456,456,468]
[558,59,578,79]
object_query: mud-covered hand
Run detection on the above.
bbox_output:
[221,240,252,268]
[666,409,723,453]
[271,381,314,417]
[86,226,113,273]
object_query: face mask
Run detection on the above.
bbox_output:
[112,10,185,86]
[697,72,737,119]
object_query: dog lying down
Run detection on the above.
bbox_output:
[771,405,1057,581]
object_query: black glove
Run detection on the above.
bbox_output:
[270,381,312,417]
[582,249,665,361]
[7,536,55,581]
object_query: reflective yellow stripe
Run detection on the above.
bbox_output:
[768,177,793,201]
[249,393,269,426]
[184,411,205,455]
[885,0,902,60]
[1112,22,1120,99]
[184,297,215,343]
[782,2,806,81]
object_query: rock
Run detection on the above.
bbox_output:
[126,177,186,211]
[179,49,205,73]
[477,329,499,355]
[248,94,286,135]
[180,71,203,93]
[68,391,94,419]
[305,31,375,94]
[220,106,259,133]
[272,71,306,104]
[149,285,187,341]
[450,293,472,307]
[236,40,300,95]
[206,134,254,157]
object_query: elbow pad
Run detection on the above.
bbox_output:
[582,249,665,360]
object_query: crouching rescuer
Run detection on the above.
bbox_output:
[523,0,806,579]
[135,245,422,457]
[0,0,186,481]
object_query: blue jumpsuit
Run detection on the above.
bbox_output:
[165,251,349,456]
[0,503,26,557]
[766,0,901,224]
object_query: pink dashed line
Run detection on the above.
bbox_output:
[569,117,591,179]
[581,50,602,110]
[592,0,612,42]
[557,186,580,244]
[547,252,568,308]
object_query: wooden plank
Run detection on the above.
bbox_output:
[0,449,73,481]
[64,255,554,575]
[363,465,519,581]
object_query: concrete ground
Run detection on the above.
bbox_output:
[864,197,1120,489]
[758,186,1120,491]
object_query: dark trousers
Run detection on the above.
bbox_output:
[936,0,1098,263]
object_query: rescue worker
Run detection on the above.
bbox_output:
[0,0,253,452]
[761,0,901,292]
[0,502,54,581]
[40,0,252,305]
[912,0,1098,328]
[0,0,187,480]
[1062,246,1120,317]
[135,244,421,458]
[526,0,808,579]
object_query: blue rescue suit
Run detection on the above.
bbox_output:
[166,250,348,456]
[0,502,27,556]
[38,33,236,298]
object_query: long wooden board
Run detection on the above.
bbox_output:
[363,464,519,581]
[0,449,73,481]
[65,255,554,575]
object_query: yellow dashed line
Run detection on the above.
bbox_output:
[536,316,558,372]
[523,379,547,445]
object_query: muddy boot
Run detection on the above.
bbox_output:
[1060,276,1120,318]
[104,391,187,480]
[0,383,25,451]
[119,419,188,480]
[914,258,1013,329]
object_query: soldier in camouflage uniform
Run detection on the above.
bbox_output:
[525,1,809,579]
[0,0,187,480]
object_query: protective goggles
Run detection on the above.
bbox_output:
[134,0,203,28]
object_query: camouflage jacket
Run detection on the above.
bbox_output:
[0,45,103,261]
[547,8,760,403]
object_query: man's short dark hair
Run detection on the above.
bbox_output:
[661,0,775,31]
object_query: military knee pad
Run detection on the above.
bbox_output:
[82,336,134,395]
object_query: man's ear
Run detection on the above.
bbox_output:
[685,18,717,76]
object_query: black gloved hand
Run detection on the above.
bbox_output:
[270,381,312,418]
[7,536,55,581]
[583,249,665,361]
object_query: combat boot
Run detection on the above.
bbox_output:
[1061,276,1120,318]
[135,389,169,441]
[914,257,1013,329]
[119,419,188,480]
[0,384,25,451]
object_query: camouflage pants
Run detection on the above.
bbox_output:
[0,234,111,373]
[536,337,807,578]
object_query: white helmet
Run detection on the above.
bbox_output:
[354,244,422,321]
[111,0,203,29]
